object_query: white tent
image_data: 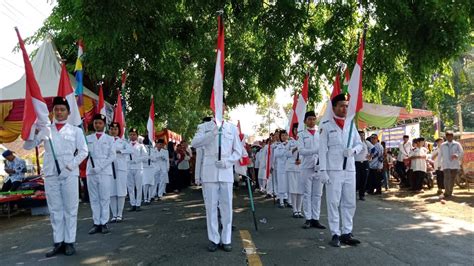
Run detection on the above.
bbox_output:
[0,38,113,119]
[0,38,98,100]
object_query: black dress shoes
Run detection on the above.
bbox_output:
[88,225,101,234]
[340,233,361,246]
[311,220,326,229]
[45,242,64,257]
[329,235,341,247]
[64,243,76,256]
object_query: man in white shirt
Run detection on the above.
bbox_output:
[23,97,88,257]
[396,135,411,188]
[439,131,464,198]
[191,113,243,252]
[1,150,26,192]
[86,114,116,234]
[409,137,428,192]
[354,131,372,200]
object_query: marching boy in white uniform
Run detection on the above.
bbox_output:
[153,139,170,199]
[319,94,363,247]
[298,111,326,230]
[191,116,243,252]
[24,97,88,257]
[109,122,133,223]
[127,128,147,211]
[142,138,157,204]
[86,114,116,234]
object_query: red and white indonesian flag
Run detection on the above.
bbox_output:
[98,84,106,117]
[113,89,125,138]
[15,28,50,140]
[57,62,82,126]
[344,36,365,131]
[210,15,224,126]
[288,93,298,138]
[147,96,155,143]
[237,120,250,166]
[295,74,309,133]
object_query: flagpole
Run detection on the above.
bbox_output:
[245,174,258,231]
[47,138,61,176]
[35,146,41,175]
[343,26,367,170]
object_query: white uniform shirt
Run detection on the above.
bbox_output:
[410,147,427,172]
[397,141,412,162]
[112,137,134,171]
[86,133,116,175]
[284,139,300,172]
[155,148,170,173]
[297,129,319,170]
[128,141,147,170]
[143,145,158,169]
[318,119,363,172]
[191,120,243,183]
[23,123,88,177]
[440,140,464,170]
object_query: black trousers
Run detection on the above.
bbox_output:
[435,170,444,190]
[367,169,383,194]
[1,180,21,192]
[395,161,408,187]
[412,171,426,191]
[355,161,369,198]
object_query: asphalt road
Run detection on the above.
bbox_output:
[0,184,473,265]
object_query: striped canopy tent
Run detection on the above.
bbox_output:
[356,102,433,129]
[0,38,112,143]
[318,101,433,129]
[155,128,182,144]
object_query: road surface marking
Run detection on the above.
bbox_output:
[239,230,262,266]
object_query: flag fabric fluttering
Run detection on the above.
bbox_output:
[98,84,106,117]
[295,74,309,133]
[330,70,341,100]
[74,40,85,117]
[113,89,125,138]
[120,71,127,126]
[15,28,50,140]
[210,15,225,126]
[288,93,298,138]
[147,96,155,144]
[342,32,365,169]
[57,62,82,126]
[236,120,250,166]
[265,143,272,180]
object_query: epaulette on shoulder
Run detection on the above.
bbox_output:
[322,120,329,124]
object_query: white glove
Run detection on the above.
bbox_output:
[58,166,71,178]
[195,179,202,186]
[312,172,320,181]
[215,160,229,169]
[319,171,330,184]
[343,148,355,157]
[37,127,52,141]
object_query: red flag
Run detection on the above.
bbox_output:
[237,120,244,141]
[295,74,309,132]
[210,15,225,125]
[265,143,272,179]
[15,28,50,140]
[147,96,155,143]
[98,84,106,116]
[330,70,341,99]
[113,89,125,138]
[346,35,365,124]
[57,62,82,126]
[288,93,298,138]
